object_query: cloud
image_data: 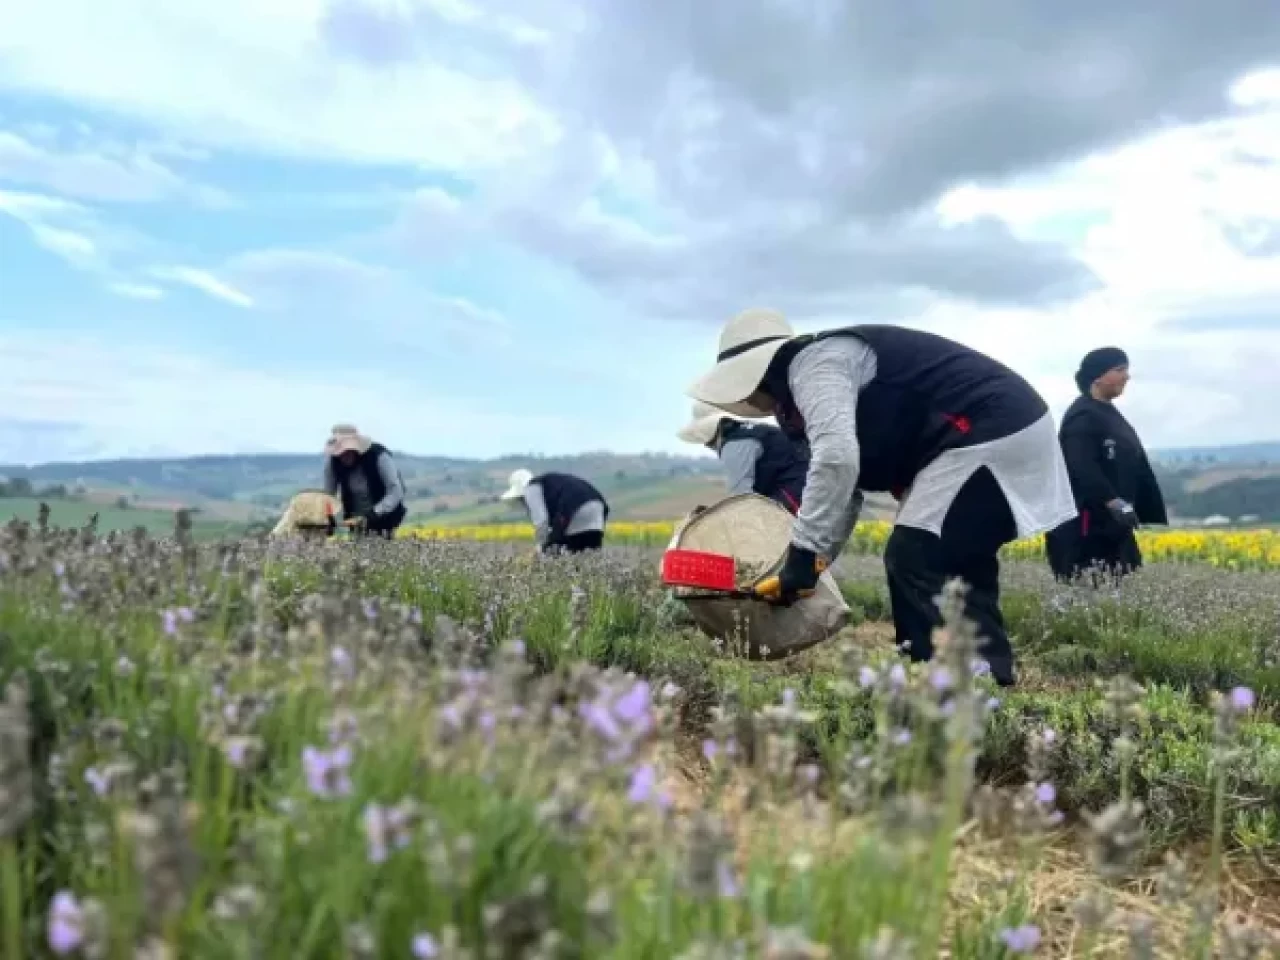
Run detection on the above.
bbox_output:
[107,281,165,301]
[220,247,514,351]
[0,0,560,171]
[0,128,228,206]
[0,330,604,463]
[149,266,254,309]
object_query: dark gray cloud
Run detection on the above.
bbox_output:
[322,0,1279,321]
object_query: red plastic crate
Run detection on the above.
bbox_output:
[661,549,737,592]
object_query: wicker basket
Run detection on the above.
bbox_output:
[664,493,852,660]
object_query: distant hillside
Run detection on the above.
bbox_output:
[0,451,732,526]
[6,438,1280,529]
[1151,442,1280,466]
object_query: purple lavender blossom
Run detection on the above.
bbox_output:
[412,932,439,958]
[999,924,1041,953]
[302,744,353,797]
[1230,686,1256,712]
[1034,782,1056,807]
[47,892,84,954]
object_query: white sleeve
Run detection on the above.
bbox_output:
[788,339,875,558]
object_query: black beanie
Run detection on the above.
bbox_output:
[1075,347,1129,394]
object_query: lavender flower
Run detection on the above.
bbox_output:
[412,932,439,958]
[47,892,86,954]
[999,924,1041,953]
[302,744,353,797]
[1230,686,1256,713]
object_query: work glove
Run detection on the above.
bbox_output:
[1106,499,1139,531]
[753,544,827,606]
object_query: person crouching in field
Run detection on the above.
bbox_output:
[323,424,408,538]
[678,400,808,514]
[686,308,1077,687]
[1045,347,1167,583]
[500,469,610,554]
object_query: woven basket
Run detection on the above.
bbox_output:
[271,489,339,538]
[664,494,852,660]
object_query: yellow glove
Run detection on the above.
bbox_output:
[752,546,828,605]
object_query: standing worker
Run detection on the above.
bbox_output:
[1045,347,1167,582]
[500,469,610,554]
[686,308,1077,686]
[677,401,809,514]
[323,424,408,538]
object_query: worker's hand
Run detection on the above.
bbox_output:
[753,545,826,606]
[1106,499,1139,531]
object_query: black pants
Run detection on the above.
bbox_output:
[345,504,406,539]
[1046,512,1142,585]
[545,530,604,554]
[882,467,1019,685]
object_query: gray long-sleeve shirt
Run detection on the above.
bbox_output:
[523,482,606,548]
[323,451,405,516]
[787,336,877,560]
[718,437,762,495]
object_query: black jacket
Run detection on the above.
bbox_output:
[765,324,1048,496]
[534,472,610,541]
[720,420,808,513]
[1057,396,1166,533]
[330,442,407,523]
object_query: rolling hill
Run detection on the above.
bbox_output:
[5,438,1280,536]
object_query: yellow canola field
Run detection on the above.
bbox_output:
[399,520,1280,569]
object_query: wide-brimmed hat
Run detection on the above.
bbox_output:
[500,468,533,501]
[324,424,372,457]
[685,307,796,418]
[677,401,741,446]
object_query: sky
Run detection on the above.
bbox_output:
[1,0,1280,465]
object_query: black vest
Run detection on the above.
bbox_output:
[764,324,1047,494]
[720,421,808,513]
[330,442,406,520]
[534,472,609,538]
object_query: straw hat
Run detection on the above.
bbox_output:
[677,401,741,446]
[685,307,796,418]
[324,423,372,457]
[500,468,533,501]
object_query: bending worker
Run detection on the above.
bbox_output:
[500,468,610,554]
[686,308,1076,686]
[322,424,408,538]
[1045,347,1166,582]
[678,400,808,513]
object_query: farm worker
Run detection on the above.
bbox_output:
[1044,347,1167,582]
[685,308,1076,686]
[677,401,808,514]
[322,424,408,538]
[500,469,610,554]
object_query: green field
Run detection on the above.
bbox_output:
[0,497,241,538]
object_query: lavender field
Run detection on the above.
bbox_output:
[1,515,1279,958]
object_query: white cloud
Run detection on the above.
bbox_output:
[0,129,228,205]
[0,331,598,462]
[0,0,559,171]
[107,281,165,301]
[150,266,255,309]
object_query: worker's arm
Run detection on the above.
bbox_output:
[719,437,763,495]
[788,338,876,560]
[322,459,338,496]
[1059,419,1118,509]
[371,453,406,515]
[523,483,552,548]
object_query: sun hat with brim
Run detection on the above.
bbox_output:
[324,424,372,457]
[500,468,533,501]
[677,401,743,446]
[685,307,797,418]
